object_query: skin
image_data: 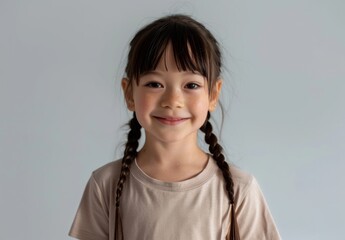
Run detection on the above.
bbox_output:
[122,43,222,182]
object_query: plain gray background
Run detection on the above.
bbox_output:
[1,0,344,239]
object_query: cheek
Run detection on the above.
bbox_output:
[133,92,156,116]
[189,97,210,117]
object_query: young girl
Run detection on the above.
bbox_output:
[69,14,280,240]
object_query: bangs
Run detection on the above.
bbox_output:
[126,20,211,82]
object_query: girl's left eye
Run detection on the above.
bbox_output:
[185,83,200,89]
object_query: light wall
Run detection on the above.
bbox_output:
[1,0,344,239]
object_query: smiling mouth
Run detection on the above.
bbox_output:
[154,116,188,125]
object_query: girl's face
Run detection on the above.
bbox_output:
[122,43,222,144]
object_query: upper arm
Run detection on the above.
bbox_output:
[236,178,281,240]
[69,175,109,240]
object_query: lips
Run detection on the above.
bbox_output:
[154,116,189,125]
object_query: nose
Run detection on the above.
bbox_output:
[160,88,184,109]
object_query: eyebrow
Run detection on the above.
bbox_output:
[142,70,202,77]
[141,71,163,77]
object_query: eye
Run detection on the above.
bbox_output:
[185,82,201,89]
[145,82,163,88]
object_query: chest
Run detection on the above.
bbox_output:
[120,175,230,240]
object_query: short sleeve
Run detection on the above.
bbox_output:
[69,174,109,240]
[236,177,281,240]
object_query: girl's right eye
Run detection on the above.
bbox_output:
[145,82,163,88]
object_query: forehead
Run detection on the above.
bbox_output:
[155,43,184,72]
[139,43,205,81]
[131,33,210,84]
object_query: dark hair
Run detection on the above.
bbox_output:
[125,14,221,95]
[116,14,239,239]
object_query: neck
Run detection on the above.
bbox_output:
[140,142,206,165]
[136,133,209,181]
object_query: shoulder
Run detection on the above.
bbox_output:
[228,165,281,239]
[228,164,257,205]
[69,159,123,239]
[90,159,123,189]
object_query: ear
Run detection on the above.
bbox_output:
[121,78,135,111]
[208,79,223,112]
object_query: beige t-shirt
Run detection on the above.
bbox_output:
[69,158,281,240]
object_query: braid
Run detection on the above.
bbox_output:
[200,112,240,239]
[200,112,239,239]
[200,112,235,204]
[115,112,141,207]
